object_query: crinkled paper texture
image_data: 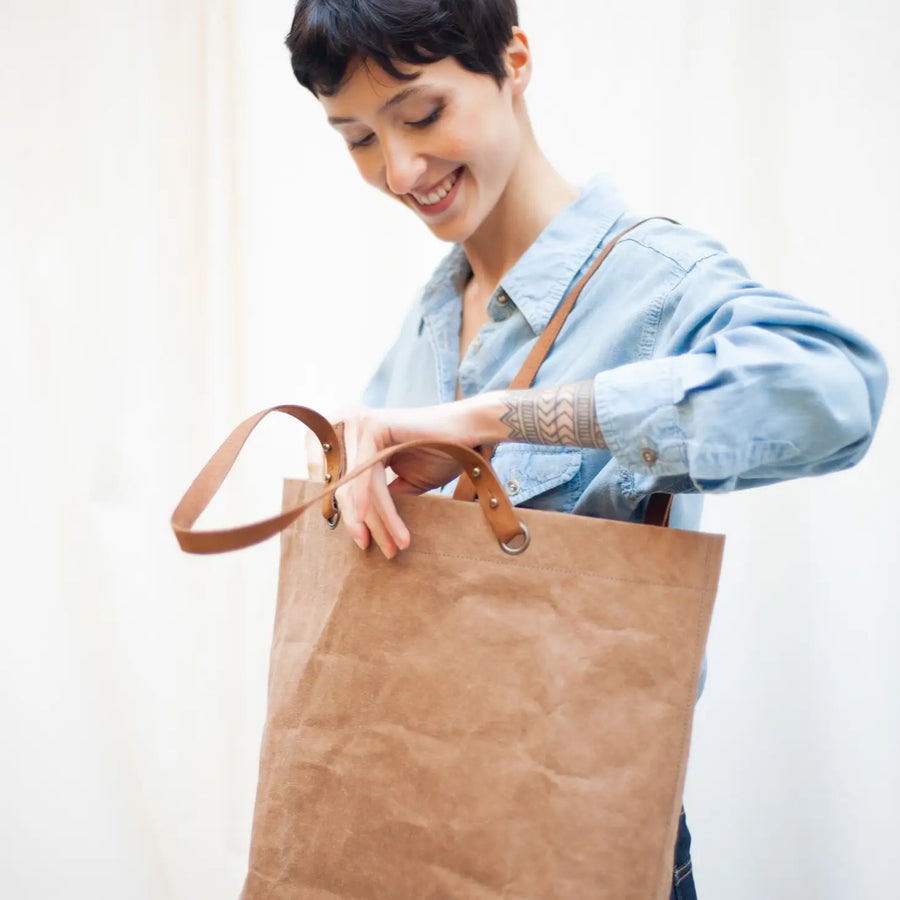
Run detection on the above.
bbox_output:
[241,481,723,900]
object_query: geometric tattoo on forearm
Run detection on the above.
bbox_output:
[499,379,608,449]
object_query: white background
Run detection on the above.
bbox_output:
[1,1,898,897]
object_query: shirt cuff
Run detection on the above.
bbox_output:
[592,356,692,476]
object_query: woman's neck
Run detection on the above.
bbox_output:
[462,138,580,293]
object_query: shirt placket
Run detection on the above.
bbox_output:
[458,288,516,399]
[421,290,464,405]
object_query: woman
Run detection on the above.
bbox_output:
[284,1,887,896]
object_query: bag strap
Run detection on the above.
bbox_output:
[171,405,528,555]
[453,216,677,529]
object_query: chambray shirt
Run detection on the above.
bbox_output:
[362,174,887,532]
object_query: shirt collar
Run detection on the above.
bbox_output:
[417,173,627,334]
[419,242,470,319]
[498,173,627,333]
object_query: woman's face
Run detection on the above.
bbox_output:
[320,48,528,245]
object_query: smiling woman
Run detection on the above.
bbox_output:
[282,0,884,561]
[319,51,544,248]
[3,0,897,898]
[276,1,888,898]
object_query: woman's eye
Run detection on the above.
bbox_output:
[346,102,444,149]
[407,103,445,129]
[349,133,375,150]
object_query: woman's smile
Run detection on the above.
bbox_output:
[408,166,464,216]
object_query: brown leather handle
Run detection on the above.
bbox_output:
[171,405,527,555]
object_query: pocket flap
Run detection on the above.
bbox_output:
[488,444,582,506]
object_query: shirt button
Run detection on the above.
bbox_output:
[496,290,509,305]
[506,479,520,496]
[472,335,482,352]
[640,447,658,465]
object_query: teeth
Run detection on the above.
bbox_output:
[413,169,460,206]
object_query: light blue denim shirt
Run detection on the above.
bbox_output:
[363,174,887,532]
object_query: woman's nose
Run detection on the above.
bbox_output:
[381,136,427,197]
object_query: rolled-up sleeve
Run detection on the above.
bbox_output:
[593,250,888,491]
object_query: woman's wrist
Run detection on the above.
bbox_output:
[461,381,608,450]
[460,391,512,445]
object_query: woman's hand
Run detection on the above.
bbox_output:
[311,380,605,558]
[330,399,489,559]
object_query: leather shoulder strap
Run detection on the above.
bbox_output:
[507,217,676,391]
[454,216,677,509]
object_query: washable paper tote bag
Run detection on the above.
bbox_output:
[172,404,724,900]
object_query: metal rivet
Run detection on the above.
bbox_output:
[640,447,657,465]
[489,497,499,509]
[500,521,531,556]
[506,479,520,496]
[324,473,332,483]
[496,291,509,305]
[472,467,481,479]
[322,442,332,453]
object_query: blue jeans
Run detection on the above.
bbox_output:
[670,807,697,899]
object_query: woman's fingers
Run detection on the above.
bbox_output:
[363,510,399,559]
[368,469,410,552]
[335,420,374,551]
[335,410,434,558]
[335,480,371,550]
[354,463,408,559]
[336,460,407,558]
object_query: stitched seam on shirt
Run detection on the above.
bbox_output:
[637,272,682,360]
[616,236,720,273]
[618,241,722,359]
[642,253,719,360]
[423,315,453,403]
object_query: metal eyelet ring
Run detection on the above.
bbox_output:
[326,509,341,530]
[499,521,530,556]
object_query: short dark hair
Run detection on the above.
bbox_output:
[285,0,519,97]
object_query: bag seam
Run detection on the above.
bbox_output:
[394,546,717,593]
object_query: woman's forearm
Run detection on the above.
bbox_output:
[466,380,608,450]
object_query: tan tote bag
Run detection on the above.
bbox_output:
[172,412,722,899]
[171,220,724,899]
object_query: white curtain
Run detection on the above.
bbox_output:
[1,1,897,897]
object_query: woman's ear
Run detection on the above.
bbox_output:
[505,27,533,97]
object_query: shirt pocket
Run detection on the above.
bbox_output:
[488,444,583,513]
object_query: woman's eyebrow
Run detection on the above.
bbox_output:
[327,85,427,125]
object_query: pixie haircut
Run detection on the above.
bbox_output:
[285,0,519,97]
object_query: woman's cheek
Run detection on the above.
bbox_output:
[355,153,384,190]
